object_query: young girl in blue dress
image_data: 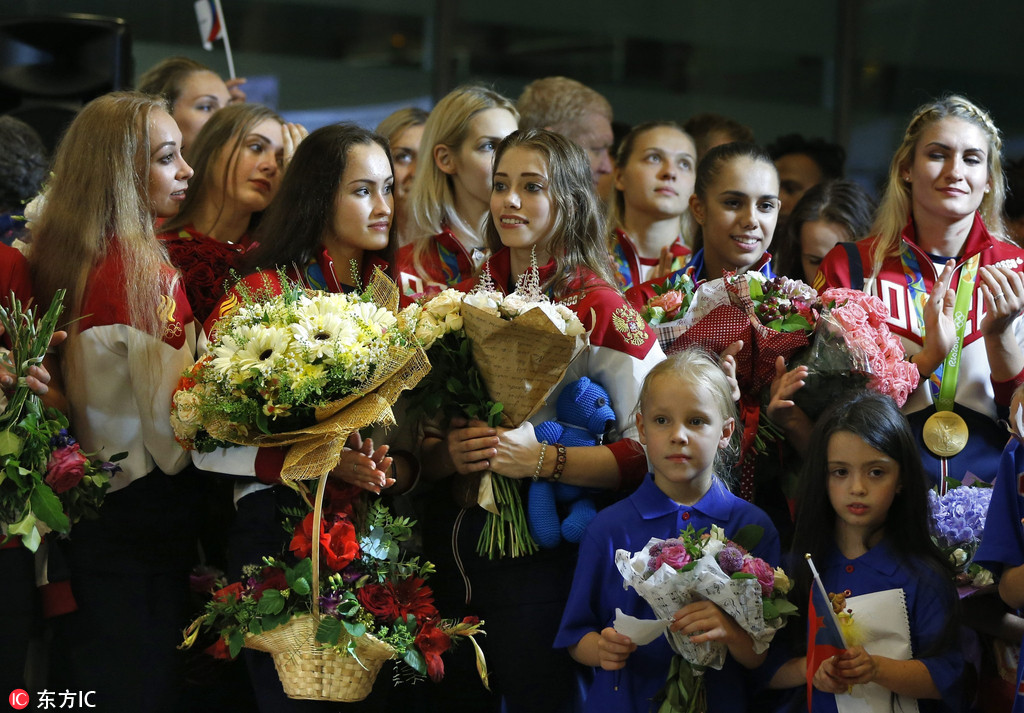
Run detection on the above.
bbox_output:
[769,390,962,712]
[555,347,780,713]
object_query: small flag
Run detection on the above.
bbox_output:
[194,0,223,51]
[805,554,848,711]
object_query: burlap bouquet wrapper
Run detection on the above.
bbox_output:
[460,302,585,512]
[615,537,781,669]
[657,277,810,393]
[206,270,431,481]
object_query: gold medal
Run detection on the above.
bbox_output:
[922,411,969,457]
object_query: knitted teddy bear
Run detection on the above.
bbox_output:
[528,377,615,549]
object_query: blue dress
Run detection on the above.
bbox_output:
[807,540,962,713]
[975,439,1024,713]
[554,475,780,713]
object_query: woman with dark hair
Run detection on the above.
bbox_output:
[195,123,415,712]
[771,179,876,283]
[158,103,306,323]
[769,390,961,712]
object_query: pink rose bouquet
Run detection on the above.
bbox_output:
[792,287,919,419]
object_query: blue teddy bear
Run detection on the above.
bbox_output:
[529,377,615,549]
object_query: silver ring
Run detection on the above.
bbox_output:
[995,292,1006,300]
[352,463,357,473]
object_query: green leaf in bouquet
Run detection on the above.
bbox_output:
[342,620,367,638]
[445,377,462,394]
[107,451,129,462]
[30,484,69,533]
[731,572,757,580]
[7,511,40,552]
[228,630,245,659]
[748,279,764,300]
[0,430,24,457]
[256,589,286,615]
[316,616,342,645]
[773,598,799,617]
[730,524,764,552]
[403,648,426,675]
[762,599,780,620]
[291,577,311,597]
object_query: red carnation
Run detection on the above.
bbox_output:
[414,618,451,681]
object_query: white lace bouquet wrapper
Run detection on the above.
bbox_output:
[615,537,782,669]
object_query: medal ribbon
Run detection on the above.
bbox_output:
[900,246,980,411]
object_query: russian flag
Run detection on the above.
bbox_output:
[194,0,223,50]
[806,558,848,711]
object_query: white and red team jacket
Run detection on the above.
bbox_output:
[815,213,1024,482]
[69,248,196,492]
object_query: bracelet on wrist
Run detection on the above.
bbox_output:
[532,443,548,482]
[550,443,567,481]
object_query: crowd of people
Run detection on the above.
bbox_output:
[1,55,1023,713]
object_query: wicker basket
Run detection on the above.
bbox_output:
[247,615,395,702]
[244,471,396,702]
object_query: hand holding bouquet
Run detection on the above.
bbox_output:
[791,287,919,420]
[404,261,586,558]
[172,269,429,480]
[0,290,120,552]
[615,524,796,713]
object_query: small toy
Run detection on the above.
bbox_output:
[528,377,615,548]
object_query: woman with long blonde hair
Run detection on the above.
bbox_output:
[396,85,517,298]
[810,95,1024,485]
[29,91,197,712]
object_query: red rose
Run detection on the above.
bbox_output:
[391,577,438,620]
[44,444,88,494]
[357,582,399,622]
[414,618,451,682]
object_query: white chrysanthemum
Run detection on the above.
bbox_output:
[209,334,245,376]
[234,325,293,376]
[291,309,358,360]
[351,301,398,334]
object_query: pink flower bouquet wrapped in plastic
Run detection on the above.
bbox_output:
[792,287,920,419]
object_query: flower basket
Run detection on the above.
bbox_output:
[246,614,396,702]
[244,471,397,702]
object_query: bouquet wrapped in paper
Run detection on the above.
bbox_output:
[171,268,430,481]
[652,272,818,393]
[615,524,796,713]
[403,260,586,558]
[791,287,919,420]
